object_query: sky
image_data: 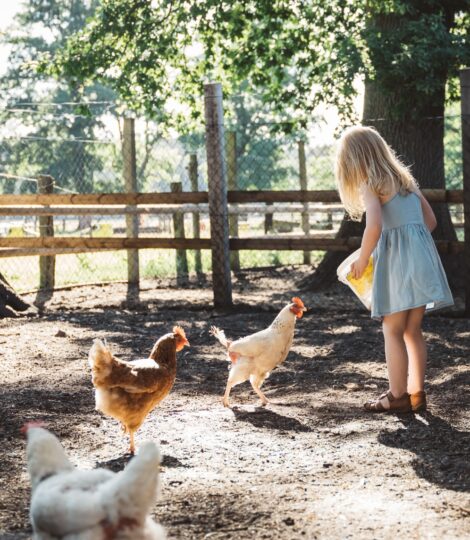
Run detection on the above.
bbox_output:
[0,0,24,74]
[0,0,21,27]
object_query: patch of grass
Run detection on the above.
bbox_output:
[91,223,114,237]
[0,257,38,291]
[7,227,25,237]
[239,250,324,268]
[56,251,128,285]
[0,249,325,292]
[141,250,178,279]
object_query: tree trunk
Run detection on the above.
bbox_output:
[302,12,460,291]
[362,84,456,244]
[299,216,364,289]
[0,272,30,318]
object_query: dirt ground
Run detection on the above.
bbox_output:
[1,266,469,540]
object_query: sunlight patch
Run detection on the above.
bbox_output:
[332,325,362,334]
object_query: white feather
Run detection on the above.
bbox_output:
[26,428,165,540]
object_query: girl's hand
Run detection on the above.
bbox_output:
[350,257,368,280]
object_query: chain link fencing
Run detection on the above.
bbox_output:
[0,104,464,292]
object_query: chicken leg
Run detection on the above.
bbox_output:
[250,378,269,406]
[129,430,136,455]
[223,381,233,408]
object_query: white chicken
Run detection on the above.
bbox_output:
[24,424,165,540]
[210,297,307,407]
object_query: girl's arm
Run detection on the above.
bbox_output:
[414,189,437,232]
[350,188,382,279]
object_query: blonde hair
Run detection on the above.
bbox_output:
[335,126,417,221]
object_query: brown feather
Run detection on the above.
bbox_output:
[90,333,178,439]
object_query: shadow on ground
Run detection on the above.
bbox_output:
[231,406,313,432]
[378,411,470,492]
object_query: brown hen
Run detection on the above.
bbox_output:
[89,326,189,454]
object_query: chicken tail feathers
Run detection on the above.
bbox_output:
[209,326,232,350]
[88,339,114,380]
[26,426,74,491]
[101,441,161,522]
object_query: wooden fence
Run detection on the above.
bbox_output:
[0,188,465,281]
[1,75,469,314]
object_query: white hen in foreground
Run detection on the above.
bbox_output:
[210,297,307,407]
[24,425,165,540]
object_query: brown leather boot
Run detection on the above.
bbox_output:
[410,391,427,412]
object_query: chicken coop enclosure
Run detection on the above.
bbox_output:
[1,77,469,313]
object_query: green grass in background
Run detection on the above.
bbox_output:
[0,249,325,292]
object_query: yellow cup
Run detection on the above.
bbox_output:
[337,249,374,310]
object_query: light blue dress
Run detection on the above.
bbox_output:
[372,192,454,319]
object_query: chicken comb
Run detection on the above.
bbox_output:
[173,326,187,340]
[20,420,46,434]
[291,297,305,309]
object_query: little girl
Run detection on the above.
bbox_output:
[336,126,453,413]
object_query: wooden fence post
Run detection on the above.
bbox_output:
[264,212,273,233]
[122,117,139,290]
[460,68,470,316]
[188,154,203,275]
[38,174,55,290]
[171,182,189,282]
[298,140,310,264]
[226,131,240,271]
[326,208,333,230]
[204,82,233,308]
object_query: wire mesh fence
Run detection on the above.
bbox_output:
[0,102,465,292]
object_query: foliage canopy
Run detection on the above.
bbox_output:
[45,0,470,130]
[0,0,116,193]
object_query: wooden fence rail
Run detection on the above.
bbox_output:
[0,203,346,216]
[0,235,464,254]
[0,188,464,206]
[0,189,466,311]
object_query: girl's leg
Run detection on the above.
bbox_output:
[380,310,409,408]
[403,306,426,394]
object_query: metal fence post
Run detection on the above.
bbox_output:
[204,82,233,308]
[188,154,203,275]
[298,140,310,264]
[460,68,470,316]
[171,181,189,282]
[122,117,140,290]
[38,174,55,290]
[226,131,240,271]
